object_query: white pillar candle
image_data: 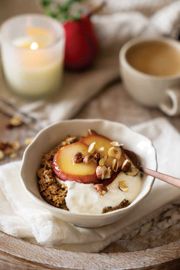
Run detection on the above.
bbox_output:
[0,15,65,98]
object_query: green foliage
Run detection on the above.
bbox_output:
[41,0,85,22]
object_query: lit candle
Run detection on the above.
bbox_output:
[0,15,65,98]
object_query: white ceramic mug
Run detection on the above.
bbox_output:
[119,37,180,116]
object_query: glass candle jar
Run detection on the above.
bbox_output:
[0,14,65,98]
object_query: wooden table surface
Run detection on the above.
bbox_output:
[0,1,180,269]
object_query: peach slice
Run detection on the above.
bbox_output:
[53,142,98,183]
[80,134,112,154]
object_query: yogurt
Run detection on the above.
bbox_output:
[60,172,142,214]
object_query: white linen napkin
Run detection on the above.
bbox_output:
[1,0,180,123]
[0,117,179,252]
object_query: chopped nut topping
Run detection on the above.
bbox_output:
[73,152,83,163]
[12,141,20,150]
[126,165,139,176]
[24,137,33,146]
[61,141,67,146]
[93,152,100,162]
[88,141,96,154]
[105,156,114,167]
[9,153,17,159]
[105,167,112,179]
[6,115,24,129]
[0,140,21,161]
[66,136,78,145]
[88,129,97,135]
[112,158,119,172]
[98,146,105,157]
[96,165,112,180]
[110,141,122,147]
[108,146,122,160]
[99,157,106,166]
[61,136,78,146]
[99,146,105,152]
[96,165,107,180]
[83,154,94,164]
[94,184,107,195]
[121,159,131,172]
[118,180,128,192]
[122,155,139,176]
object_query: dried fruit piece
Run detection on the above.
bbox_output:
[118,180,128,192]
[73,152,83,163]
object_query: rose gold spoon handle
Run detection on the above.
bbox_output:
[143,168,180,188]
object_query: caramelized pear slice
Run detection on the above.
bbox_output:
[53,142,98,183]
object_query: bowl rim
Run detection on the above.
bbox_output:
[21,119,158,218]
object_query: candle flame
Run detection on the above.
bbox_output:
[30,42,39,50]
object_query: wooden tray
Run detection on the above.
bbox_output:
[0,230,180,270]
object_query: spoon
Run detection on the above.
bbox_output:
[124,149,180,188]
[142,167,180,188]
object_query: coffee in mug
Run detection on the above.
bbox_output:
[126,41,180,77]
[119,38,180,116]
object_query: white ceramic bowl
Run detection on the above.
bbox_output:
[21,119,157,228]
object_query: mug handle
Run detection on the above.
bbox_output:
[159,87,180,116]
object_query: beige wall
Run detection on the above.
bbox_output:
[0,0,41,24]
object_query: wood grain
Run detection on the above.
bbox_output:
[0,232,179,270]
